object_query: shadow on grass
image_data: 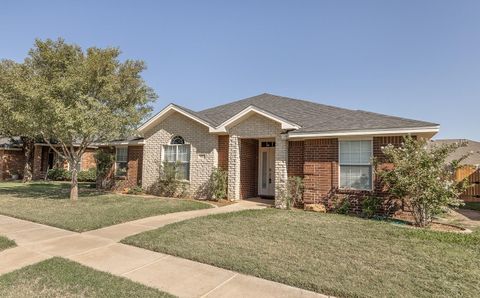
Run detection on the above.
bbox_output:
[0,182,105,200]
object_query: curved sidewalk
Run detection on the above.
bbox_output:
[0,199,328,298]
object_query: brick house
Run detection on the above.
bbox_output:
[139,93,439,208]
[1,138,143,189]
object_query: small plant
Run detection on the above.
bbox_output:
[94,150,115,189]
[127,186,144,195]
[208,168,227,201]
[47,168,71,181]
[332,195,351,214]
[148,161,189,198]
[78,168,96,182]
[362,196,382,218]
[277,176,304,210]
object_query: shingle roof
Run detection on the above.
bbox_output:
[430,139,480,166]
[194,93,438,133]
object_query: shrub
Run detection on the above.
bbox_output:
[47,168,71,181]
[77,168,96,182]
[148,161,189,198]
[127,186,144,195]
[376,136,469,227]
[332,195,351,214]
[208,168,228,201]
[277,176,304,210]
[94,150,115,189]
[362,196,382,218]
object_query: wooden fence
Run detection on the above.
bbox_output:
[456,166,480,202]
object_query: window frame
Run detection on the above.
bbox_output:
[161,136,191,181]
[115,146,129,177]
[338,138,374,191]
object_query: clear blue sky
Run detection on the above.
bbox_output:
[1,0,479,140]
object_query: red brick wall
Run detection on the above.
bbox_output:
[33,145,44,179]
[302,139,339,203]
[0,149,25,180]
[125,145,143,187]
[240,139,258,199]
[288,141,304,177]
[81,149,97,170]
[218,135,229,171]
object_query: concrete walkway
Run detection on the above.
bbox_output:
[0,200,328,298]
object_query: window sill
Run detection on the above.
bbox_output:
[337,188,374,194]
[115,176,127,180]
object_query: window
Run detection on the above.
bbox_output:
[115,147,128,176]
[339,140,372,190]
[163,136,190,180]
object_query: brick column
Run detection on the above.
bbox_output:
[275,135,288,208]
[227,135,240,200]
[32,145,43,180]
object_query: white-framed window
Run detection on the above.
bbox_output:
[115,147,128,177]
[163,136,190,180]
[339,140,373,190]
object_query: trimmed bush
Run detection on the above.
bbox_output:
[78,168,96,182]
[47,168,71,181]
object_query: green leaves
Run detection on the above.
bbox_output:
[376,136,469,227]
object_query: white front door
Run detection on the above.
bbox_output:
[258,141,275,196]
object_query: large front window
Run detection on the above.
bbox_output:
[339,140,373,190]
[163,136,190,180]
[115,147,128,176]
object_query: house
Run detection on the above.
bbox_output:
[2,93,440,209]
[138,93,439,208]
[430,139,480,202]
[0,137,25,180]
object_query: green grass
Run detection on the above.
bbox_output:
[123,209,480,298]
[0,257,174,297]
[0,236,15,252]
[0,182,211,232]
[462,202,480,211]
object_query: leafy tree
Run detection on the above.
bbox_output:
[0,38,156,200]
[0,61,38,182]
[376,136,469,227]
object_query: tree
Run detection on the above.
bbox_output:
[376,136,469,227]
[0,61,38,182]
[0,38,157,200]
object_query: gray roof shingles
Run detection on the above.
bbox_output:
[190,93,438,133]
[430,139,480,166]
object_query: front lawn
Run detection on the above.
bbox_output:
[0,182,211,232]
[0,257,173,297]
[0,236,15,252]
[123,209,480,298]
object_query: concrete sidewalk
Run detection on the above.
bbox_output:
[0,200,328,298]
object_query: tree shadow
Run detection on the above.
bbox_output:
[0,182,106,200]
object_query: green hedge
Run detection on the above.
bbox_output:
[47,168,96,182]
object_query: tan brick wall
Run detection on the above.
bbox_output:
[227,114,284,201]
[0,149,25,180]
[240,139,258,199]
[142,111,218,198]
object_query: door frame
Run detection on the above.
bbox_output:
[257,139,276,197]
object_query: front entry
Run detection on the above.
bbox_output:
[258,140,275,197]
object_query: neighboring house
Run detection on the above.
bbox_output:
[0,137,24,180]
[430,139,480,202]
[139,93,439,208]
[1,137,143,189]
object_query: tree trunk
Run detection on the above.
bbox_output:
[21,138,34,183]
[70,163,79,201]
